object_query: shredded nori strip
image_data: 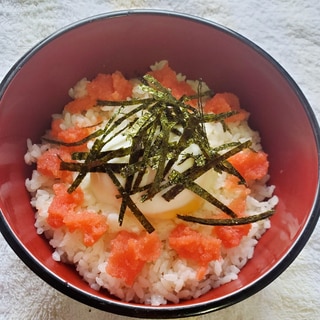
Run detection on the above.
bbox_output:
[161,140,252,202]
[177,210,275,226]
[43,128,105,147]
[103,167,155,233]
[53,74,273,232]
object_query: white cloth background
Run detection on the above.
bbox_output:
[1,1,320,319]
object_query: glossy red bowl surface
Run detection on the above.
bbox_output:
[1,10,319,319]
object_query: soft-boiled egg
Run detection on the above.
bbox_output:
[90,171,210,220]
[89,141,214,220]
[87,114,216,220]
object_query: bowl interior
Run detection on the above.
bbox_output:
[0,11,319,318]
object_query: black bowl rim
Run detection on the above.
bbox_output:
[1,9,320,319]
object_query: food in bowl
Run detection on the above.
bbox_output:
[24,60,278,305]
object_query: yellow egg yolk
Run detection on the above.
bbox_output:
[90,172,209,220]
[89,135,212,220]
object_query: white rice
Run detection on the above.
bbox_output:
[25,61,278,306]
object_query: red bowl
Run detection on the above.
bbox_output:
[0,10,319,318]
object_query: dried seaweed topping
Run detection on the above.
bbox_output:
[177,210,275,226]
[55,74,272,232]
